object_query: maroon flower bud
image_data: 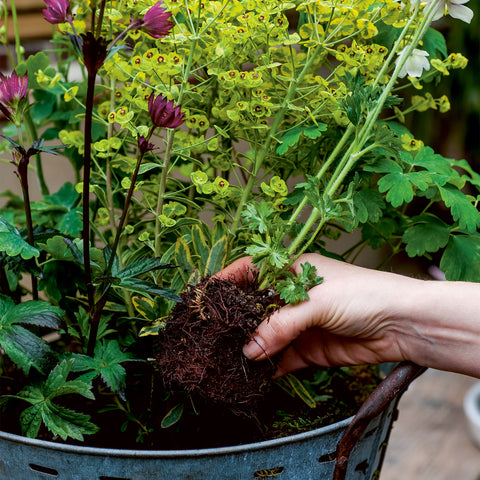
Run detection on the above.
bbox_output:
[0,72,28,122]
[42,0,73,24]
[138,135,155,155]
[148,93,185,129]
[140,2,174,39]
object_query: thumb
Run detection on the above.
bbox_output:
[243,302,313,360]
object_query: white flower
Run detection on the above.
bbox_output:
[396,48,430,78]
[430,0,474,24]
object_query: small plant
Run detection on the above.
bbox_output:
[0,0,476,447]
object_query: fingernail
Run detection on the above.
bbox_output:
[243,336,266,360]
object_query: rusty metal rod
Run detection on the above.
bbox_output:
[333,361,427,480]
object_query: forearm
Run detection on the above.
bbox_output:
[394,279,480,378]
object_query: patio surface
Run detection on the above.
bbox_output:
[381,368,480,479]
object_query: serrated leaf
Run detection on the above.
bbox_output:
[117,278,180,302]
[438,185,480,233]
[42,402,99,441]
[353,190,385,224]
[0,325,52,373]
[71,340,133,395]
[161,403,184,428]
[440,234,480,282]
[402,215,450,257]
[3,301,63,328]
[117,257,175,280]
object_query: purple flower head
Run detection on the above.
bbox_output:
[148,93,185,129]
[141,2,173,39]
[138,135,155,155]
[0,72,28,122]
[42,0,73,24]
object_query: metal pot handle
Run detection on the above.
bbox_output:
[333,361,427,480]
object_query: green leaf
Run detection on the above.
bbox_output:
[241,201,273,234]
[3,301,63,328]
[276,124,327,155]
[71,340,134,395]
[0,216,39,259]
[15,359,98,441]
[0,325,52,374]
[438,185,480,233]
[440,234,480,282]
[174,238,195,283]
[191,224,210,276]
[402,215,450,257]
[284,374,317,408]
[422,27,447,60]
[161,403,184,428]
[353,189,385,224]
[117,278,181,302]
[116,257,175,280]
[205,235,228,275]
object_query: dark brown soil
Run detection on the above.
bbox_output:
[154,276,279,417]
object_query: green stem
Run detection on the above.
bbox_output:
[9,0,23,64]
[230,44,324,235]
[24,111,49,195]
[285,3,438,262]
[154,129,175,257]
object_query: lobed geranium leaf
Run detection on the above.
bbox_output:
[0,215,39,259]
[438,185,480,233]
[353,189,385,224]
[402,215,451,257]
[440,234,480,282]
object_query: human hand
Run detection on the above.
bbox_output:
[216,254,413,376]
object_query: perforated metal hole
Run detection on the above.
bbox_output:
[318,451,336,463]
[253,466,285,478]
[99,477,132,480]
[29,463,59,476]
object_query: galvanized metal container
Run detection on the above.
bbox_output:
[0,395,397,480]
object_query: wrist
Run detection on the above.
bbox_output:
[393,279,480,378]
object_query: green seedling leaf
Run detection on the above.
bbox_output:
[161,403,184,428]
[276,124,327,155]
